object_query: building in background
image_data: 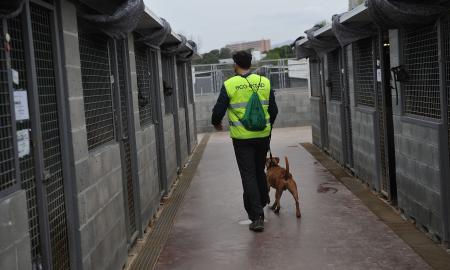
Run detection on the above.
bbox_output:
[226,39,271,53]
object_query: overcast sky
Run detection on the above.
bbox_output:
[144,0,348,53]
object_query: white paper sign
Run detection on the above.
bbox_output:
[17,129,30,158]
[12,69,19,85]
[377,69,382,82]
[14,90,30,121]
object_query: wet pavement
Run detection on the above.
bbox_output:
[155,127,431,270]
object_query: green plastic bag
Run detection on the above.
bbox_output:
[240,78,267,131]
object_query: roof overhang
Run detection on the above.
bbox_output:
[134,6,195,53]
[78,0,124,14]
[340,4,370,24]
[78,0,197,55]
[297,3,371,42]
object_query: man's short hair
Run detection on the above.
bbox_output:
[232,51,252,69]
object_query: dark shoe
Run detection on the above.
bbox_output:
[249,217,264,232]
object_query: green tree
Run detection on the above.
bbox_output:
[263,45,294,60]
[219,47,232,59]
[193,49,220,64]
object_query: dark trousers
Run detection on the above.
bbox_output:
[232,137,270,221]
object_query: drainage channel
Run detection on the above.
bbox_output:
[128,134,211,270]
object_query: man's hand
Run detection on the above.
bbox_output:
[214,123,223,131]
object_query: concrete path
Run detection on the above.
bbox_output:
[155,127,431,270]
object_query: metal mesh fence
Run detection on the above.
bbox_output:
[444,18,450,167]
[402,24,441,119]
[8,15,43,263]
[309,59,321,97]
[30,4,70,269]
[187,63,194,104]
[374,36,388,193]
[0,21,16,193]
[78,27,115,150]
[162,54,174,114]
[116,40,137,235]
[328,49,342,101]
[177,62,186,108]
[134,42,153,126]
[343,48,354,167]
[193,59,309,96]
[354,37,375,107]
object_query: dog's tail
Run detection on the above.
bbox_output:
[284,157,290,180]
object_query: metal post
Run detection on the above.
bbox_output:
[437,18,450,246]
[123,38,143,239]
[154,48,169,195]
[22,2,52,269]
[52,0,83,267]
[2,18,21,198]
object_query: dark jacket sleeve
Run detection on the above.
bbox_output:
[268,88,278,125]
[211,85,230,126]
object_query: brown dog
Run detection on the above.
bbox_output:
[266,156,301,218]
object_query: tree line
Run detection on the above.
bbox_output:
[193,45,294,65]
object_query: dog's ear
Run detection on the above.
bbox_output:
[275,157,280,164]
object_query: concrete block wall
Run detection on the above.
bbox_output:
[310,97,322,148]
[188,103,197,152]
[127,37,161,230]
[60,1,128,269]
[0,191,32,270]
[388,28,444,238]
[177,108,189,165]
[195,95,229,133]
[194,87,311,133]
[163,114,178,187]
[393,117,443,236]
[327,102,344,164]
[352,108,379,189]
[273,88,311,128]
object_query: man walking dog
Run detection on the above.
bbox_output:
[211,50,278,232]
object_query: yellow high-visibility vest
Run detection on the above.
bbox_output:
[224,74,272,139]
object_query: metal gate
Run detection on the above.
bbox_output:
[320,59,330,151]
[113,40,140,241]
[177,61,192,153]
[328,49,342,102]
[443,18,450,179]
[150,50,167,194]
[378,31,397,201]
[310,58,322,146]
[7,15,43,265]
[30,4,70,268]
[187,63,197,146]
[162,54,182,168]
[2,2,71,269]
[374,39,389,196]
[341,48,354,169]
[134,43,167,194]
[374,35,389,195]
[79,26,140,241]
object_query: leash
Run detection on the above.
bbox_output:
[268,127,276,167]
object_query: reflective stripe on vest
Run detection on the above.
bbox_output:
[224,74,272,139]
[229,119,270,127]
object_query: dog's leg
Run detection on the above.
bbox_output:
[287,181,301,218]
[272,188,282,214]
